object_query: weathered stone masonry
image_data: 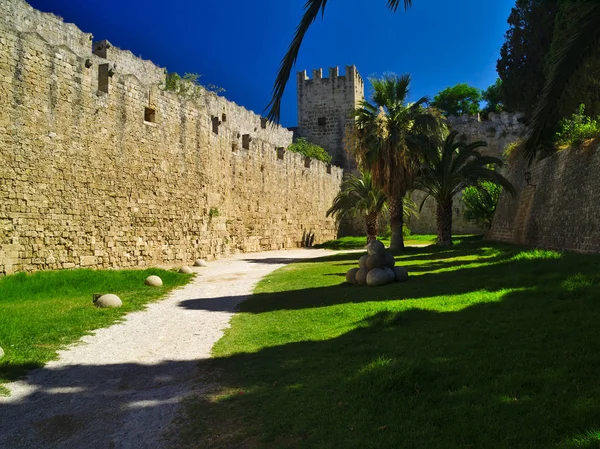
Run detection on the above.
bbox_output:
[489,144,600,253]
[0,0,343,275]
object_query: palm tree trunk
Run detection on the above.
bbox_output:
[365,212,379,243]
[389,195,405,251]
[436,198,453,246]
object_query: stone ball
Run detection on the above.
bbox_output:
[366,268,389,287]
[366,253,385,271]
[0,346,4,359]
[383,252,396,268]
[194,259,208,267]
[383,267,396,283]
[355,269,368,285]
[145,275,163,287]
[94,294,122,308]
[394,266,409,282]
[358,254,369,271]
[346,268,360,284]
[367,240,385,256]
[179,266,193,274]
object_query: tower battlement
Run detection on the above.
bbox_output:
[296,65,365,169]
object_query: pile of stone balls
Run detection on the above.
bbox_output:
[346,240,409,287]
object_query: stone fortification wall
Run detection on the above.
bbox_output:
[296,66,364,170]
[489,145,600,252]
[407,112,527,235]
[0,0,343,275]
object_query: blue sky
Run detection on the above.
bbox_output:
[28,0,515,127]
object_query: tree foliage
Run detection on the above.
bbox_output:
[326,171,388,242]
[414,132,514,246]
[497,0,558,115]
[463,181,503,229]
[482,79,504,114]
[432,83,481,116]
[352,73,445,249]
[288,138,332,163]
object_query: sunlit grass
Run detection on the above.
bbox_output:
[0,268,192,394]
[176,240,600,448]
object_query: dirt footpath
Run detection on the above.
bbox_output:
[0,248,336,449]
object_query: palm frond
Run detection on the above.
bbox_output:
[524,3,600,163]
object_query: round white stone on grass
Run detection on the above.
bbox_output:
[384,252,396,268]
[367,268,389,287]
[394,266,409,282]
[194,259,208,267]
[0,346,4,359]
[179,266,193,274]
[366,253,385,271]
[383,267,396,283]
[145,275,163,287]
[358,254,369,271]
[94,294,122,308]
[367,240,385,255]
[346,268,360,284]
[355,269,368,285]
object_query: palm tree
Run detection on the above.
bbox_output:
[352,74,444,250]
[326,171,387,243]
[266,0,414,123]
[525,3,600,162]
[414,131,515,246]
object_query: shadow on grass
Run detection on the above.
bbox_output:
[176,277,600,449]
[179,248,565,314]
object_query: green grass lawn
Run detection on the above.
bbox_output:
[176,239,600,448]
[314,234,478,250]
[0,268,192,394]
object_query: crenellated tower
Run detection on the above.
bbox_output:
[296,65,365,170]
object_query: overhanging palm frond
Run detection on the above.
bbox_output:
[266,1,414,123]
[524,3,600,163]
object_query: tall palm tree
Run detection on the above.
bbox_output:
[414,131,515,246]
[326,171,387,243]
[525,3,600,162]
[266,0,414,123]
[352,74,444,250]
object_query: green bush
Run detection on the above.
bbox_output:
[463,181,502,229]
[288,138,332,163]
[161,72,224,100]
[555,104,600,148]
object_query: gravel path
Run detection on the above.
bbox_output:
[0,248,337,449]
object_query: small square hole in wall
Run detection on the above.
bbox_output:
[232,143,238,152]
[242,134,251,150]
[277,147,285,160]
[261,117,268,129]
[326,164,332,174]
[144,107,156,123]
[318,117,327,126]
[222,113,227,122]
[304,157,311,168]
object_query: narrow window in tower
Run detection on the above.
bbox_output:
[98,63,109,93]
[277,147,285,160]
[222,113,227,122]
[242,134,251,149]
[212,116,220,135]
[261,117,268,129]
[144,107,156,123]
[318,117,327,126]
